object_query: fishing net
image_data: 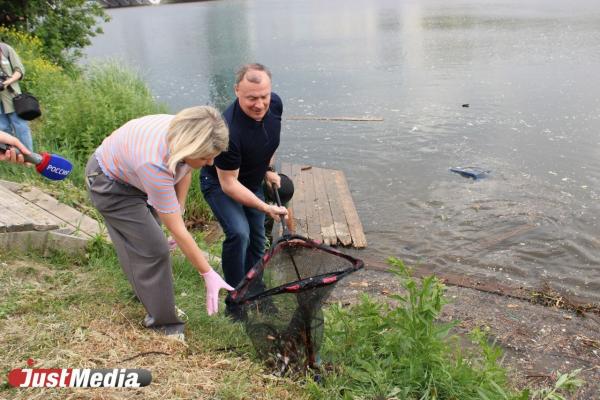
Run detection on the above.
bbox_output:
[230,234,363,375]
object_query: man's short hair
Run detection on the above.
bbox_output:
[235,63,272,85]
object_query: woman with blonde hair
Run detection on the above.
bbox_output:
[86,106,232,341]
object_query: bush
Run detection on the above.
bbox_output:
[0,0,109,69]
[37,62,168,169]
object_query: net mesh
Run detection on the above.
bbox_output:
[230,236,363,375]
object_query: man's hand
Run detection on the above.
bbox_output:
[265,170,281,188]
[264,204,288,222]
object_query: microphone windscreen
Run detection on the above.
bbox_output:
[37,153,73,180]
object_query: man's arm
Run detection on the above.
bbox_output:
[1,70,22,88]
[264,154,281,188]
[1,44,24,88]
[216,167,287,221]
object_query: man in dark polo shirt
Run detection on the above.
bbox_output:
[200,63,287,319]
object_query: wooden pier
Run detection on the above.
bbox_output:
[279,163,367,248]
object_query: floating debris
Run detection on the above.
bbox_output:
[450,166,490,180]
[531,283,600,316]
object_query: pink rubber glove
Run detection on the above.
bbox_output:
[167,236,178,251]
[201,269,234,315]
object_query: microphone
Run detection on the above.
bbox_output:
[0,143,73,181]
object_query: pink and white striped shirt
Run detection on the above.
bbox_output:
[95,114,191,214]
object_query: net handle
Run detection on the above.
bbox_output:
[271,181,290,236]
[271,180,302,280]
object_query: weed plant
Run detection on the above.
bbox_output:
[308,258,582,400]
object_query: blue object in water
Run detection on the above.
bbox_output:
[450,166,490,180]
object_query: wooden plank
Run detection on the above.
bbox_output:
[0,179,21,192]
[0,206,35,232]
[290,163,307,237]
[302,167,322,241]
[312,167,337,245]
[333,170,367,248]
[323,169,352,246]
[0,230,87,257]
[0,184,61,231]
[2,183,100,238]
[476,223,537,252]
[286,116,384,122]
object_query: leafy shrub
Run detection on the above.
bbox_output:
[0,0,109,69]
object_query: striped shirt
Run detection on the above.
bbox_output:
[95,114,191,214]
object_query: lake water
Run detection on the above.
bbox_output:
[85,0,600,301]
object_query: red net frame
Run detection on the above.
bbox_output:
[230,234,364,374]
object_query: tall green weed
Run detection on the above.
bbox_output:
[308,258,582,400]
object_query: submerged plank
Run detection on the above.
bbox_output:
[286,116,384,122]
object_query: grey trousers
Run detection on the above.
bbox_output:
[85,155,184,333]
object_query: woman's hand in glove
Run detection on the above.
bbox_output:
[201,269,234,315]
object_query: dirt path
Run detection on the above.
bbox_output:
[329,268,600,399]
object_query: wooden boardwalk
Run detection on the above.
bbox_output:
[280,162,367,248]
[0,179,104,255]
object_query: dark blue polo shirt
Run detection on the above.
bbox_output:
[202,93,282,191]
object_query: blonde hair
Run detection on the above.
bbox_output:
[166,106,228,173]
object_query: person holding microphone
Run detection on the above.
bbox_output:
[0,130,29,164]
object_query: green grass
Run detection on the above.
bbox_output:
[0,236,583,399]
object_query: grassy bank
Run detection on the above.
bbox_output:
[0,244,583,399]
[0,241,307,399]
